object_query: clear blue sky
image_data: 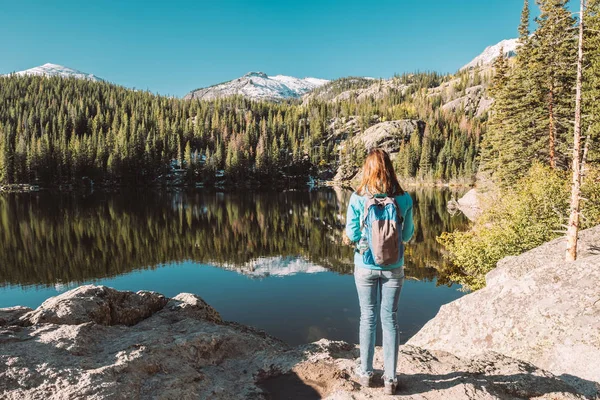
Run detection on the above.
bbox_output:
[1,0,542,97]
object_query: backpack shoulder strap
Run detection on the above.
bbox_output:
[382,196,404,224]
[394,196,404,223]
[361,194,376,230]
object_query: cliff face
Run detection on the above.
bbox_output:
[408,225,600,398]
[2,228,599,399]
[333,119,426,182]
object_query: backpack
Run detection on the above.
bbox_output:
[359,195,404,266]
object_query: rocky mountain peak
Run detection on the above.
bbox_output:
[184,72,329,102]
[461,38,520,70]
[243,71,269,79]
[3,63,103,82]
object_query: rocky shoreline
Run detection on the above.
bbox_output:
[2,226,599,399]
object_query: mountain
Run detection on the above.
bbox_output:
[4,63,103,82]
[221,256,328,278]
[184,72,329,101]
[461,38,520,70]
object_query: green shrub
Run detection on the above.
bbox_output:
[438,163,600,291]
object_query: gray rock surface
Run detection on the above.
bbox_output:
[1,286,287,399]
[327,115,381,142]
[441,85,492,117]
[1,280,595,399]
[476,96,494,117]
[332,119,424,183]
[20,285,169,326]
[408,225,600,398]
[317,342,584,400]
[456,188,483,221]
[302,78,409,105]
[0,306,32,325]
[353,119,425,155]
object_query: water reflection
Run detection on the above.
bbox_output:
[0,188,467,288]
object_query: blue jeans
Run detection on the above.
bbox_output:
[354,265,405,381]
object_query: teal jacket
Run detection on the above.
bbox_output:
[345,191,414,270]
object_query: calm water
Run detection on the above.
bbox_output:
[0,188,468,346]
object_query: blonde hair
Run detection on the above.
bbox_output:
[356,149,404,197]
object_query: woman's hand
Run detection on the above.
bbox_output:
[342,231,353,246]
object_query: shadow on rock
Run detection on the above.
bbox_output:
[258,372,322,400]
[397,371,583,399]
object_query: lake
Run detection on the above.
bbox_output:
[0,187,468,346]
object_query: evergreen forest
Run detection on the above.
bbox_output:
[0,69,485,187]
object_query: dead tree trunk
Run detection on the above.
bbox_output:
[549,85,557,169]
[566,0,586,262]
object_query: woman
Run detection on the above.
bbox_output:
[345,148,414,395]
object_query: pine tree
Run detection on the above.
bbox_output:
[519,0,531,39]
[270,137,280,171]
[481,0,577,184]
[584,0,600,164]
[418,135,433,177]
[533,0,577,169]
[184,141,192,169]
[489,47,509,98]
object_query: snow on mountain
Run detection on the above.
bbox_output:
[220,256,329,278]
[461,38,520,71]
[184,72,329,101]
[4,63,103,82]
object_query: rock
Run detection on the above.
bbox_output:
[1,283,594,399]
[0,306,32,326]
[456,188,483,221]
[1,286,288,399]
[263,340,585,399]
[327,115,381,143]
[476,96,494,117]
[19,285,169,326]
[168,293,223,323]
[334,163,361,182]
[302,77,409,105]
[332,119,424,183]
[441,85,487,116]
[486,225,600,287]
[408,225,600,398]
[354,120,425,155]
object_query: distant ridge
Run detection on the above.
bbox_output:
[184,71,329,102]
[4,63,103,82]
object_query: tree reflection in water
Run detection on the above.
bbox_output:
[0,188,468,288]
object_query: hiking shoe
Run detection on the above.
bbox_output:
[383,377,397,395]
[355,369,373,387]
[358,374,372,387]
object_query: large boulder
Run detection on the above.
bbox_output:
[333,119,425,183]
[454,188,484,221]
[408,225,600,398]
[354,120,425,155]
[18,285,169,326]
[1,286,287,399]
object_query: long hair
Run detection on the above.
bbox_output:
[356,149,404,197]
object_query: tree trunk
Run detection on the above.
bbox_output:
[549,85,556,169]
[566,0,586,262]
[580,129,591,184]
